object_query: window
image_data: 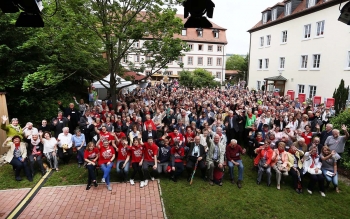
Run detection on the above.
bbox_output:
[262,12,268,24]
[266,35,271,46]
[207,57,212,66]
[181,29,187,36]
[146,56,151,61]
[271,8,277,21]
[188,57,193,65]
[198,57,203,65]
[213,29,219,38]
[281,31,288,43]
[197,28,203,37]
[123,56,128,63]
[178,56,183,63]
[260,37,264,47]
[257,81,261,90]
[258,59,263,69]
[217,58,222,66]
[313,54,321,69]
[188,44,193,51]
[265,58,269,69]
[208,45,213,51]
[279,57,285,69]
[316,21,325,36]
[164,71,173,75]
[134,41,140,48]
[348,51,350,68]
[216,72,221,79]
[198,45,203,51]
[285,2,292,16]
[301,55,308,69]
[135,55,140,62]
[298,85,305,94]
[304,24,311,39]
[308,0,316,8]
[167,60,172,65]
[217,46,222,52]
[145,71,151,75]
[309,86,317,98]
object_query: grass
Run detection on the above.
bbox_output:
[1,156,350,218]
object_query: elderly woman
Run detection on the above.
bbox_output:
[1,115,23,138]
[25,131,46,176]
[84,142,99,190]
[97,139,115,191]
[40,131,59,171]
[2,135,32,181]
[303,146,325,197]
[129,125,142,145]
[320,146,340,193]
[23,122,38,140]
[57,127,73,164]
[72,129,86,167]
[254,140,274,186]
[271,142,290,190]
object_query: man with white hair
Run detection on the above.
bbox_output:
[209,127,227,146]
[23,122,38,139]
[325,125,349,157]
[226,139,246,188]
[224,110,239,143]
[320,123,333,146]
[57,127,73,164]
[207,135,226,186]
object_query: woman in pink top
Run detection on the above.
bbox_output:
[271,142,290,190]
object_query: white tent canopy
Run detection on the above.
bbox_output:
[92,74,132,89]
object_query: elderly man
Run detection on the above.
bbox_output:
[142,124,157,142]
[226,139,246,188]
[209,127,227,146]
[224,110,239,144]
[325,125,349,157]
[51,111,69,138]
[23,122,38,139]
[58,101,80,134]
[57,127,73,164]
[207,135,226,186]
[186,136,207,182]
[320,123,333,146]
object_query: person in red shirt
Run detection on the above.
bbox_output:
[114,128,126,139]
[143,115,156,131]
[97,139,115,191]
[170,142,185,182]
[116,138,131,183]
[254,140,274,186]
[301,125,319,145]
[226,139,246,188]
[184,127,195,146]
[167,129,184,146]
[84,142,99,190]
[98,125,116,150]
[142,137,158,187]
[129,138,145,188]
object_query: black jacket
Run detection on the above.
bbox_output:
[224,115,239,132]
[187,142,206,160]
[142,130,158,142]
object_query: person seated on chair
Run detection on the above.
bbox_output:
[25,131,46,176]
[96,139,115,191]
[186,136,207,182]
[170,141,185,182]
[142,137,159,187]
[271,142,290,190]
[226,139,246,188]
[57,127,73,164]
[84,142,99,190]
[207,135,226,186]
[254,140,274,186]
[2,135,32,182]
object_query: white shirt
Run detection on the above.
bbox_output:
[24,127,38,139]
[58,133,73,148]
[42,138,58,153]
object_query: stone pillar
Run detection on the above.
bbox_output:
[0,92,9,155]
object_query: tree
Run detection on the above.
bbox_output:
[65,0,188,108]
[179,69,220,88]
[333,79,349,114]
[226,54,249,81]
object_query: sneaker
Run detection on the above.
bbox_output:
[101,178,105,183]
[151,177,155,181]
[130,179,135,185]
[277,184,280,190]
[320,191,326,197]
[107,185,112,191]
[140,181,145,188]
[144,179,149,186]
[93,181,98,187]
[307,189,312,195]
[86,184,91,190]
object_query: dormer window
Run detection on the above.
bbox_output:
[197,28,203,37]
[262,12,268,24]
[308,0,316,8]
[271,8,277,21]
[212,29,219,38]
[285,1,292,16]
[181,29,187,36]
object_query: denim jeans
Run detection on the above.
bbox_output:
[228,160,244,181]
[322,169,338,187]
[100,162,113,185]
[116,160,130,181]
[86,164,96,185]
[77,146,86,164]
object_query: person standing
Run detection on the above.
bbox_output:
[226,139,246,188]
[224,110,239,144]
[207,135,226,186]
[58,101,80,135]
[51,111,69,138]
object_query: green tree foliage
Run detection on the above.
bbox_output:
[179,69,220,88]
[332,79,349,114]
[226,54,249,81]
[66,0,188,107]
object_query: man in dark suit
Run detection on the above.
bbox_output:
[274,116,286,132]
[186,136,207,181]
[142,124,157,142]
[224,110,239,144]
[58,101,80,135]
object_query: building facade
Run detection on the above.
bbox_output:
[248,0,350,100]
[122,14,228,84]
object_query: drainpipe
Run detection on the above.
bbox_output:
[222,43,225,87]
[247,32,252,88]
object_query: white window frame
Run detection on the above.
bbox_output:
[257,81,262,90]
[260,37,264,47]
[304,24,311,39]
[298,84,305,94]
[217,58,222,66]
[309,85,317,99]
[198,30,203,37]
[217,46,222,52]
[135,55,140,62]
[316,20,325,37]
[208,45,213,52]
[134,41,140,48]
[207,57,213,66]
[285,2,292,16]
[312,54,321,69]
[271,8,277,21]
[308,0,316,8]
[258,59,263,70]
[264,58,269,69]
[262,12,268,24]
[279,57,285,69]
[198,57,203,65]
[214,32,219,38]
[198,44,203,51]
[188,44,193,51]
[181,29,187,36]
[123,56,128,63]
[300,55,308,69]
[266,35,271,46]
[188,56,193,65]
[347,51,350,69]
[281,30,288,43]
[216,72,221,79]
[178,56,183,63]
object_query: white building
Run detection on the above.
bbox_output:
[122,14,228,84]
[248,0,350,100]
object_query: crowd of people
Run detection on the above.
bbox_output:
[1,81,348,196]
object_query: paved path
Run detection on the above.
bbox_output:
[1,181,165,219]
[0,189,30,219]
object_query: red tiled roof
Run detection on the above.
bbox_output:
[261,7,271,13]
[248,0,338,32]
[124,71,145,81]
[225,70,239,75]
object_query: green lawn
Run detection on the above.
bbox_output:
[0,156,349,219]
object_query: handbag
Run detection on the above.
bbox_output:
[307,167,322,175]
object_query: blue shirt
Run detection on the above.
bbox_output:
[72,134,86,147]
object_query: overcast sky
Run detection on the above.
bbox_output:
[173,0,279,54]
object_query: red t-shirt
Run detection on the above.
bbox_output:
[84,148,99,160]
[301,132,313,145]
[168,132,184,145]
[129,145,144,163]
[143,142,158,162]
[115,132,126,139]
[98,145,115,166]
[99,131,114,147]
[117,144,131,161]
[144,120,157,130]
[170,147,184,163]
[185,132,195,145]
